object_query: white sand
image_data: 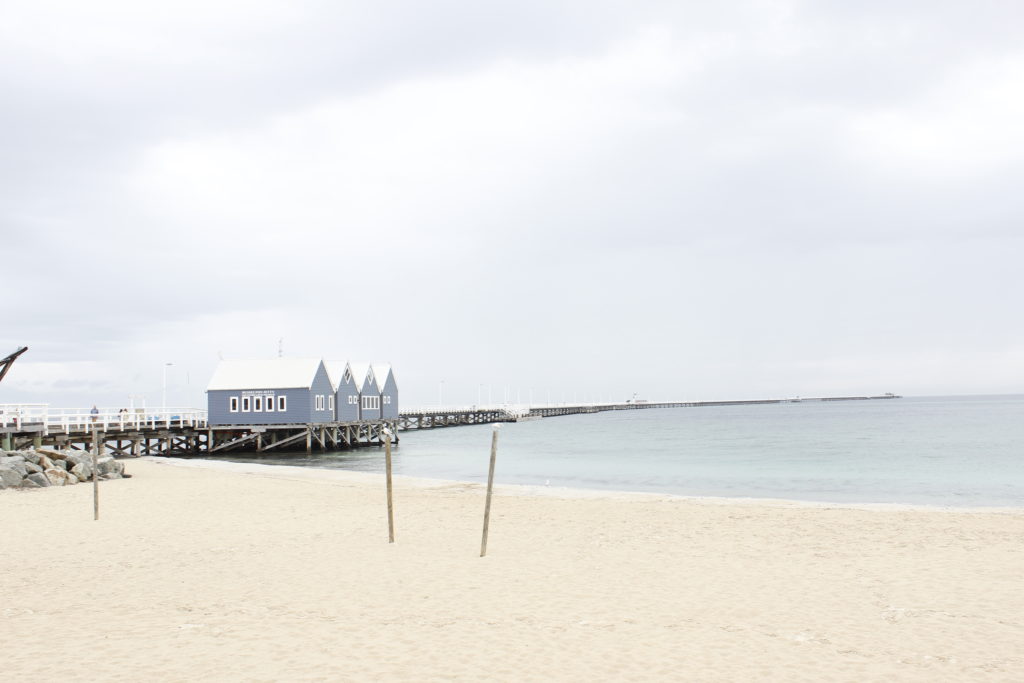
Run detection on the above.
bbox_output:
[3,457,1022,681]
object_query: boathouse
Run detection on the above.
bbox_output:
[206,358,335,426]
[357,364,382,421]
[327,361,361,422]
[373,363,399,418]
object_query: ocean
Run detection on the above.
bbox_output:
[210,394,1024,507]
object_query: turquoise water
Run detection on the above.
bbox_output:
[210,395,1024,507]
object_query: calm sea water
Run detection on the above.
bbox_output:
[210,395,1024,507]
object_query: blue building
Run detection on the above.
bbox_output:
[327,361,361,422]
[206,358,335,426]
[372,364,399,418]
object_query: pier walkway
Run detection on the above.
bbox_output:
[2,393,899,455]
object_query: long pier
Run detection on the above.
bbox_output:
[2,394,900,455]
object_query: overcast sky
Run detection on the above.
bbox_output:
[2,0,1022,409]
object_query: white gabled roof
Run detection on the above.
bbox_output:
[207,358,324,392]
[371,363,393,388]
[324,360,349,390]
[348,362,371,389]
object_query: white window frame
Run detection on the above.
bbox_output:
[277,395,287,412]
[241,397,251,412]
[329,395,334,411]
[254,396,262,412]
[361,395,380,410]
[265,396,274,412]
[229,396,239,413]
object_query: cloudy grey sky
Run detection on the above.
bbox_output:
[2,0,1022,409]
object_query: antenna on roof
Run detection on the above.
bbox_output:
[278,338,284,358]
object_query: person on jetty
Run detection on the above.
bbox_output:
[90,405,99,423]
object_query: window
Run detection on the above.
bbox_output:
[265,396,274,412]
[230,397,239,412]
[329,395,334,411]
[315,395,326,411]
[241,397,251,412]
[254,396,262,412]
[277,396,287,412]
[361,395,380,410]
[343,369,351,382]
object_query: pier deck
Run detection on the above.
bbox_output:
[2,394,899,455]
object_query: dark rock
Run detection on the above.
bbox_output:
[0,466,23,489]
[71,462,93,482]
[24,461,43,475]
[97,457,124,477]
[0,457,28,477]
[26,472,50,488]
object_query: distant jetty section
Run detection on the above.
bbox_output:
[1,394,900,456]
[397,393,902,429]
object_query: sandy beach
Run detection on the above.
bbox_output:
[2,457,1022,682]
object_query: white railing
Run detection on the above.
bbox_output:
[0,404,208,434]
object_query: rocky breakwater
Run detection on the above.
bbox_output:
[0,448,128,490]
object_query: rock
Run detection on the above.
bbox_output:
[36,448,68,461]
[63,452,88,468]
[100,472,123,480]
[97,457,125,477]
[50,459,68,471]
[44,468,72,486]
[21,451,41,466]
[26,472,50,488]
[65,472,80,484]
[71,462,93,482]
[37,454,55,470]
[0,456,28,477]
[24,461,43,475]
[0,466,23,489]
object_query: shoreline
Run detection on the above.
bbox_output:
[4,456,1023,680]
[146,455,1024,514]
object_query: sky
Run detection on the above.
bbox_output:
[2,0,1022,409]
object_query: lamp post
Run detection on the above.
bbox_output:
[162,362,173,415]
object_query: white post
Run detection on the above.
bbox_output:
[162,362,173,416]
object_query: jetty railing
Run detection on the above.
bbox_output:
[0,404,208,434]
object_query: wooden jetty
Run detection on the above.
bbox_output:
[397,393,902,429]
[0,405,397,456]
[2,393,900,456]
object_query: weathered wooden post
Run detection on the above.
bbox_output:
[91,427,100,521]
[384,429,395,543]
[480,425,500,557]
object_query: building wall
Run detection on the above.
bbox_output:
[380,371,399,419]
[336,374,361,422]
[207,387,312,425]
[359,376,381,420]
[308,363,335,422]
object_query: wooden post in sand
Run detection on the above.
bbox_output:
[480,425,500,557]
[384,430,395,543]
[91,427,100,521]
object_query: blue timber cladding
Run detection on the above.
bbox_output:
[336,366,360,422]
[359,371,381,420]
[379,368,399,418]
[208,387,312,425]
[308,363,334,422]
